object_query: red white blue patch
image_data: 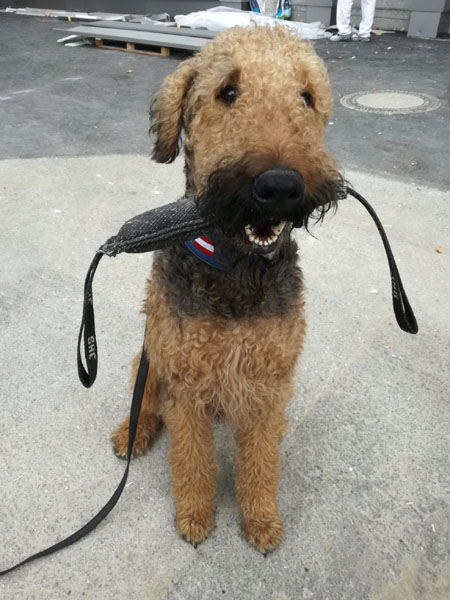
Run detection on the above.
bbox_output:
[185,236,234,271]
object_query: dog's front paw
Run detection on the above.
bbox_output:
[243,514,284,554]
[111,413,160,458]
[176,512,215,548]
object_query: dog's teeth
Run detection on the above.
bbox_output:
[270,221,286,236]
[245,226,280,248]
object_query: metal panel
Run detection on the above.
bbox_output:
[65,25,208,50]
[86,20,216,38]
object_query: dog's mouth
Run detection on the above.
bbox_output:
[240,220,288,254]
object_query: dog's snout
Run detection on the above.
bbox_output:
[253,169,304,211]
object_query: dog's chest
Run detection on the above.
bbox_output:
[146,278,305,419]
[146,252,306,419]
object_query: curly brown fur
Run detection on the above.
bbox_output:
[112,25,341,553]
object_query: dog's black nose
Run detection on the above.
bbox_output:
[253,169,304,211]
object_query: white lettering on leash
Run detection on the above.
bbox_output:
[87,336,96,360]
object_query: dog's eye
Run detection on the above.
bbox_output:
[300,91,314,108]
[219,85,238,106]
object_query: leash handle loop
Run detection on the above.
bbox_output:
[346,187,418,334]
[77,250,103,388]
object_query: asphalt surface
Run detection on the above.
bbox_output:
[0,13,449,600]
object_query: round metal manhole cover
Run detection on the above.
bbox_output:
[340,90,441,115]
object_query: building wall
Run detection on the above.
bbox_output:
[0,0,447,34]
[292,0,413,31]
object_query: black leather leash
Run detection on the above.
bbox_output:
[346,188,417,334]
[0,187,418,577]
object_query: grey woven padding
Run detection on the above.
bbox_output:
[99,182,351,258]
[100,196,213,257]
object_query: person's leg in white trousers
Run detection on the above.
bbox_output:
[359,0,376,38]
[336,0,354,36]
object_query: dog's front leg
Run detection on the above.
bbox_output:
[236,409,286,553]
[164,399,216,546]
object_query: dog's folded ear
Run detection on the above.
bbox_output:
[150,57,199,164]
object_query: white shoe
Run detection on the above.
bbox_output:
[330,33,352,42]
[352,33,371,42]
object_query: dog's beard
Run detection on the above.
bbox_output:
[196,158,345,239]
[191,155,345,298]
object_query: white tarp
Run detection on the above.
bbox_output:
[174,7,330,40]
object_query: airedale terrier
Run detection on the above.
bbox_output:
[111,25,341,553]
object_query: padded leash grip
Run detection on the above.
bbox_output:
[100,196,211,257]
[346,187,418,334]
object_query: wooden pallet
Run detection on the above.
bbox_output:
[95,38,170,57]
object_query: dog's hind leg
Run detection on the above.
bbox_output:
[111,352,162,458]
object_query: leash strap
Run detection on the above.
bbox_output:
[0,337,149,577]
[346,188,418,334]
[77,250,103,388]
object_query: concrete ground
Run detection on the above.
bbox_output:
[0,14,449,600]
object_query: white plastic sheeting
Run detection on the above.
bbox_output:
[174,7,331,40]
